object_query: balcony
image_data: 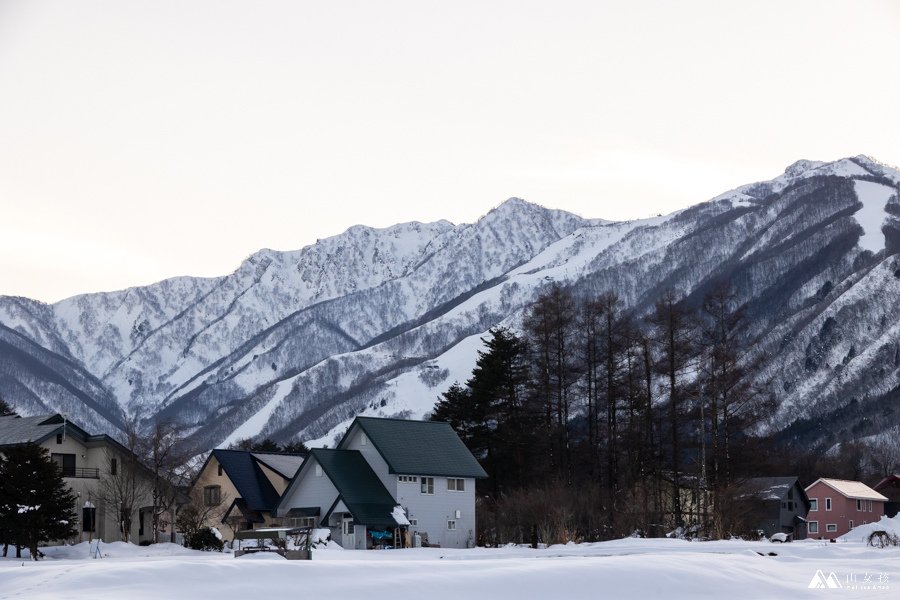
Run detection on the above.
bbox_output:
[61,467,100,479]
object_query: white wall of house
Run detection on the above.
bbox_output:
[36,435,155,544]
[396,475,475,548]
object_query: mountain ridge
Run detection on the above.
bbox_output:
[1,157,898,454]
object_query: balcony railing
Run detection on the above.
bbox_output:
[61,467,100,479]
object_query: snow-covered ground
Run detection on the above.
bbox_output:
[1,537,896,599]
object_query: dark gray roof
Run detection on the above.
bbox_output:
[0,415,62,446]
[0,414,103,448]
[211,450,281,512]
[739,476,810,506]
[344,417,487,478]
[251,452,305,479]
[313,448,399,527]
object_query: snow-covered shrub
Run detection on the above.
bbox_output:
[185,527,224,552]
[867,530,900,548]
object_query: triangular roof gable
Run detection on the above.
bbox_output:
[0,413,91,447]
[739,476,811,508]
[874,474,900,491]
[251,452,305,480]
[338,417,487,478]
[311,449,399,527]
[806,478,888,501]
[211,449,281,512]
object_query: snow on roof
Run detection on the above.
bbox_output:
[251,453,305,479]
[391,506,411,526]
[806,478,888,501]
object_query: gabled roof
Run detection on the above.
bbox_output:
[738,476,811,507]
[873,474,900,491]
[251,452,305,479]
[211,449,281,512]
[341,417,487,478]
[222,498,265,524]
[806,478,888,501]
[0,414,132,457]
[0,414,81,447]
[313,448,399,527]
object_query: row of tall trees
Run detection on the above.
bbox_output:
[433,282,776,543]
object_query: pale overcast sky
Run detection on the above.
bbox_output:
[1,1,898,303]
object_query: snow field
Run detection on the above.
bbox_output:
[1,538,897,600]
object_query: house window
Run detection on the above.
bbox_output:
[399,475,418,483]
[51,453,76,477]
[868,500,873,512]
[56,433,63,444]
[849,520,854,529]
[203,485,221,506]
[315,464,323,477]
[447,520,457,530]
[289,517,316,528]
[809,521,819,534]
[421,477,434,495]
[856,499,862,511]
[825,498,832,511]
[111,458,118,476]
[360,433,367,446]
[217,464,223,477]
[342,519,354,535]
[409,518,418,526]
[787,501,793,511]
[447,478,465,492]
[809,499,818,511]
[826,524,837,532]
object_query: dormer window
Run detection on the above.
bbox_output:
[56,433,63,444]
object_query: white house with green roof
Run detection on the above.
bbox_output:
[274,416,487,549]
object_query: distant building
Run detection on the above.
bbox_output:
[189,449,305,539]
[736,476,811,540]
[0,414,155,543]
[804,478,887,539]
[872,474,900,518]
[274,416,487,549]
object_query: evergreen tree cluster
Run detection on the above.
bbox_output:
[0,444,78,560]
[433,282,780,543]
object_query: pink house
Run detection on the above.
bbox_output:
[804,478,888,539]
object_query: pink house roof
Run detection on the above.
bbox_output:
[873,474,900,491]
[805,478,888,501]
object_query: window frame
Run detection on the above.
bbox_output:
[809,498,818,511]
[420,477,434,495]
[289,516,316,528]
[447,519,457,531]
[808,521,819,534]
[203,484,222,506]
[825,497,832,511]
[447,478,465,492]
[826,523,837,533]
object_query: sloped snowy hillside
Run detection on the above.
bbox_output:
[1,156,898,453]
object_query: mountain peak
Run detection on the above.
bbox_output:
[783,159,827,178]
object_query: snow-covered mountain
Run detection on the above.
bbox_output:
[1,155,898,453]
